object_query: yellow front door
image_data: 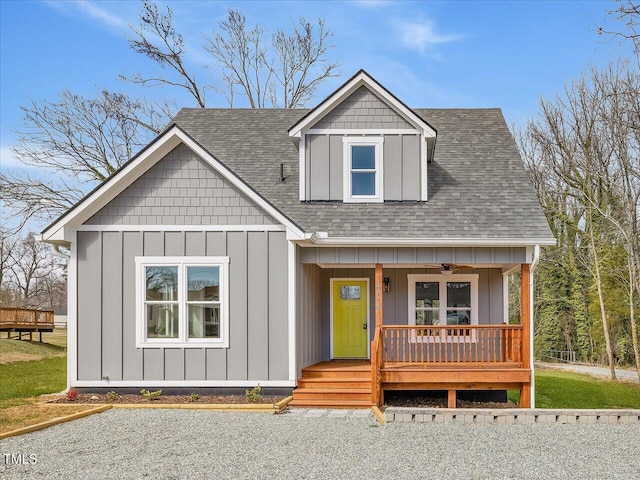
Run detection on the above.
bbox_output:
[332,280,369,358]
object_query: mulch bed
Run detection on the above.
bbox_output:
[384,391,518,409]
[53,393,283,405]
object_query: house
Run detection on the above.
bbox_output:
[39,70,555,408]
[54,307,67,329]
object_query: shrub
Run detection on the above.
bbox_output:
[245,385,261,403]
[140,389,162,400]
[106,391,119,401]
[66,388,78,402]
[190,393,199,402]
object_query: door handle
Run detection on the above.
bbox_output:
[363,323,367,330]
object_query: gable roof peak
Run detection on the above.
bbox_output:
[288,69,437,137]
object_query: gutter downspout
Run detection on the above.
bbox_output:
[45,239,71,392]
[529,245,541,408]
[53,244,70,261]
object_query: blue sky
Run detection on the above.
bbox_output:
[0,0,634,228]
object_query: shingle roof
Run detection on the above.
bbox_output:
[171,107,554,241]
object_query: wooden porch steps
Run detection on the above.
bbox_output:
[290,361,372,408]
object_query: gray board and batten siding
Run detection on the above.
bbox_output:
[76,229,289,383]
[85,144,276,226]
[77,143,289,383]
[296,261,323,373]
[299,246,528,265]
[305,133,421,201]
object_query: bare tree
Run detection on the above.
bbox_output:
[1,89,172,227]
[124,0,207,107]
[204,10,340,108]
[9,233,55,308]
[270,17,338,108]
[0,229,16,305]
[523,62,640,380]
[600,1,640,56]
[126,2,340,108]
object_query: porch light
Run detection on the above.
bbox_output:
[383,277,390,292]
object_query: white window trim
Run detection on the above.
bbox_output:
[135,256,230,348]
[407,274,479,343]
[342,137,384,203]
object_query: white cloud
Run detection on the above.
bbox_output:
[0,146,29,170]
[42,0,129,33]
[352,0,394,8]
[396,20,463,53]
[75,0,128,30]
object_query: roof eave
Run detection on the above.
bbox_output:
[298,235,557,248]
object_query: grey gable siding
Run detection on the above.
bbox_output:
[85,144,276,226]
[76,229,289,382]
[313,86,412,129]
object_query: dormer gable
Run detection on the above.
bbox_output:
[290,70,436,203]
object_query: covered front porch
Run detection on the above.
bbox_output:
[292,246,534,408]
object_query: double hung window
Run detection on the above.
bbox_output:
[343,137,384,202]
[136,257,229,348]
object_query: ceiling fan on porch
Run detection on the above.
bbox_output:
[439,263,475,275]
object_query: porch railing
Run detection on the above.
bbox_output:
[380,324,523,366]
[0,308,54,328]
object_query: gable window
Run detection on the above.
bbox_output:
[343,137,384,202]
[408,274,478,341]
[135,256,229,348]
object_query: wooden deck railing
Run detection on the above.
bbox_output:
[379,324,523,366]
[0,307,55,328]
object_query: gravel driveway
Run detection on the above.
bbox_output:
[1,408,639,479]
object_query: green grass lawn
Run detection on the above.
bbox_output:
[534,368,640,409]
[508,368,640,408]
[0,329,67,364]
[0,356,67,405]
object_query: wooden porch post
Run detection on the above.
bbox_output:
[371,264,384,406]
[520,263,531,408]
[375,264,383,328]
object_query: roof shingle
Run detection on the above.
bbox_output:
[171,107,553,241]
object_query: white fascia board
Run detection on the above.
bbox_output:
[41,126,305,242]
[71,380,296,388]
[40,133,182,242]
[306,128,419,135]
[77,224,286,232]
[302,236,557,247]
[289,72,436,138]
[286,227,306,241]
